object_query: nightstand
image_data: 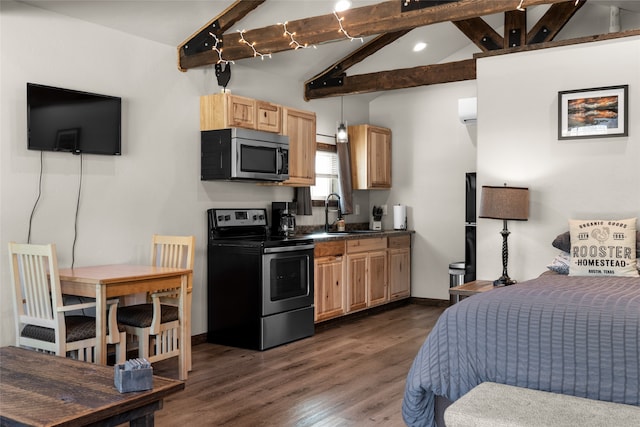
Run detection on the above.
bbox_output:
[449,280,495,304]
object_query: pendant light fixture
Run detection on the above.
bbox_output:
[336,96,348,143]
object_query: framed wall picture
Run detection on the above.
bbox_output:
[558,85,628,139]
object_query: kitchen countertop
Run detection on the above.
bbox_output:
[299,229,413,241]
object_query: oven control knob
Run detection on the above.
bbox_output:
[224,215,231,221]
[253,215,257,220]
[259,214,265,220]
[217,215,224,222]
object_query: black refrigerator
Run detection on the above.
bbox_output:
[465,172,476,283]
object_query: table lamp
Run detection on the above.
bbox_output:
[479,184,529,286]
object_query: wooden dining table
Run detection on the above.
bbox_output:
[57,264,192,380]
[0,346,184,427]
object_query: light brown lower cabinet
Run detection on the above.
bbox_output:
[388,235,411,300]
[346,253,367,312]
[314,255,346,322]
[346,237,388,312]
[314,241,346,322]
[314,234,411,323]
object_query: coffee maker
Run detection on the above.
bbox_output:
[271,202,297,237]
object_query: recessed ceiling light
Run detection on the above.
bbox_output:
[335,0,352,12]
[413,42,427,52]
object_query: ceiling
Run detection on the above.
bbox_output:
[17,1,640,90]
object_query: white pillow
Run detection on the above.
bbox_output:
[569,218,639,277]
[547,251,571,275]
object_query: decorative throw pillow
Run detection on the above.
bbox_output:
[547,251,571,275]
[568,218,639,277]
[554,230,640,258]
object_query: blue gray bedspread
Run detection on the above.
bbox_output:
[402,273,640,427]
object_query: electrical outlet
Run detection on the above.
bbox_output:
[382,204,388,215]
[355,204,360,215]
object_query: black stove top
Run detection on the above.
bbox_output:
[207,208,313,248]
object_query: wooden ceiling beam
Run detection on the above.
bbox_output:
[177,0,265,71]
[305,59,477,99]
[452,17,503,51]
[527,0,585,44]
[179,0,571,70]
[308,28,640,100]
[304,30,412,101]
[504,10,527,48]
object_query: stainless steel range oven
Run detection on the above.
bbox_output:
[207,208,314,350]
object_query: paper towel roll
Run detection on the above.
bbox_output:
[393,204,407,230]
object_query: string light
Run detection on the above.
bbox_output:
[208,32,234,64]
[333,11,364,43]
[281,21,316,50]
[238,29,272,60]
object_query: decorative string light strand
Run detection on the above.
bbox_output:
[238,30,272,60]
[281,21,316,50]
[208,32,234,64]
[333,11,364,43]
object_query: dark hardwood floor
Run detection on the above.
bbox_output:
[152,303,445,426]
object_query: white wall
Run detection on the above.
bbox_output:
[0,0,372,346]
[369,36,640,300]
[476,36,640,283]
[369,82,478,299]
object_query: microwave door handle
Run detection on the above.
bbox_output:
[276,148,283,174]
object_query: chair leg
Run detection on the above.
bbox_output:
[116,331,127,364]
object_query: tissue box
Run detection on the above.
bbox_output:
[114,363,153,393]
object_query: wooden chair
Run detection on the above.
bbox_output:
[8,242,126,364]
[117,235,195,372]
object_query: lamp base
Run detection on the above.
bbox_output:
[493,276,517,287]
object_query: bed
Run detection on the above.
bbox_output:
[402,272,640,427]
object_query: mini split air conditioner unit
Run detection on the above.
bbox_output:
[458,97,477,125]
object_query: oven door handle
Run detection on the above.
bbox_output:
[263,244,315,254]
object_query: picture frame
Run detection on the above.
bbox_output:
[558,85,628,140]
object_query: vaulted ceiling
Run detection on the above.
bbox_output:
[177,0,640,100]
[19,0,640,101]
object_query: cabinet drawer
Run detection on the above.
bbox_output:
[315,240,345,257]
[388,234,410,249]
[346,237,387,253]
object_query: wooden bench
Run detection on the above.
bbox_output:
[444,382,640,427]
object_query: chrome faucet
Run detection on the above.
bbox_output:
[325,193,342,232]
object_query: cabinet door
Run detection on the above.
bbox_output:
[348,124,391,189]
[314,256,345,322]
[227,95,256,129]
[389,248,410,300]
[368,127,391,188]
[282,108,316,186]
[256,101,282,133]
[368,250,388,307]
[346,253,367,312]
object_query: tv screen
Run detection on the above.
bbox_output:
[27,83,121,155]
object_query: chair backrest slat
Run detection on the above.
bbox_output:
[9,243,64,343]
[151,235,195,270]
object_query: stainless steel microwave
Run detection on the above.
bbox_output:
[201,128,289,182]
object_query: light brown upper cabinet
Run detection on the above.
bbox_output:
[200,93,257,131]
[282,107,316,187]
[348,125,392,189]
[256,100,282,133]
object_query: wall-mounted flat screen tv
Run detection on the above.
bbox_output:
[27,83,121,155]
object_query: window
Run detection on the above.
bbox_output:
[311,144,339,202]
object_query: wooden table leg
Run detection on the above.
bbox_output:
[96,284,107,364]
